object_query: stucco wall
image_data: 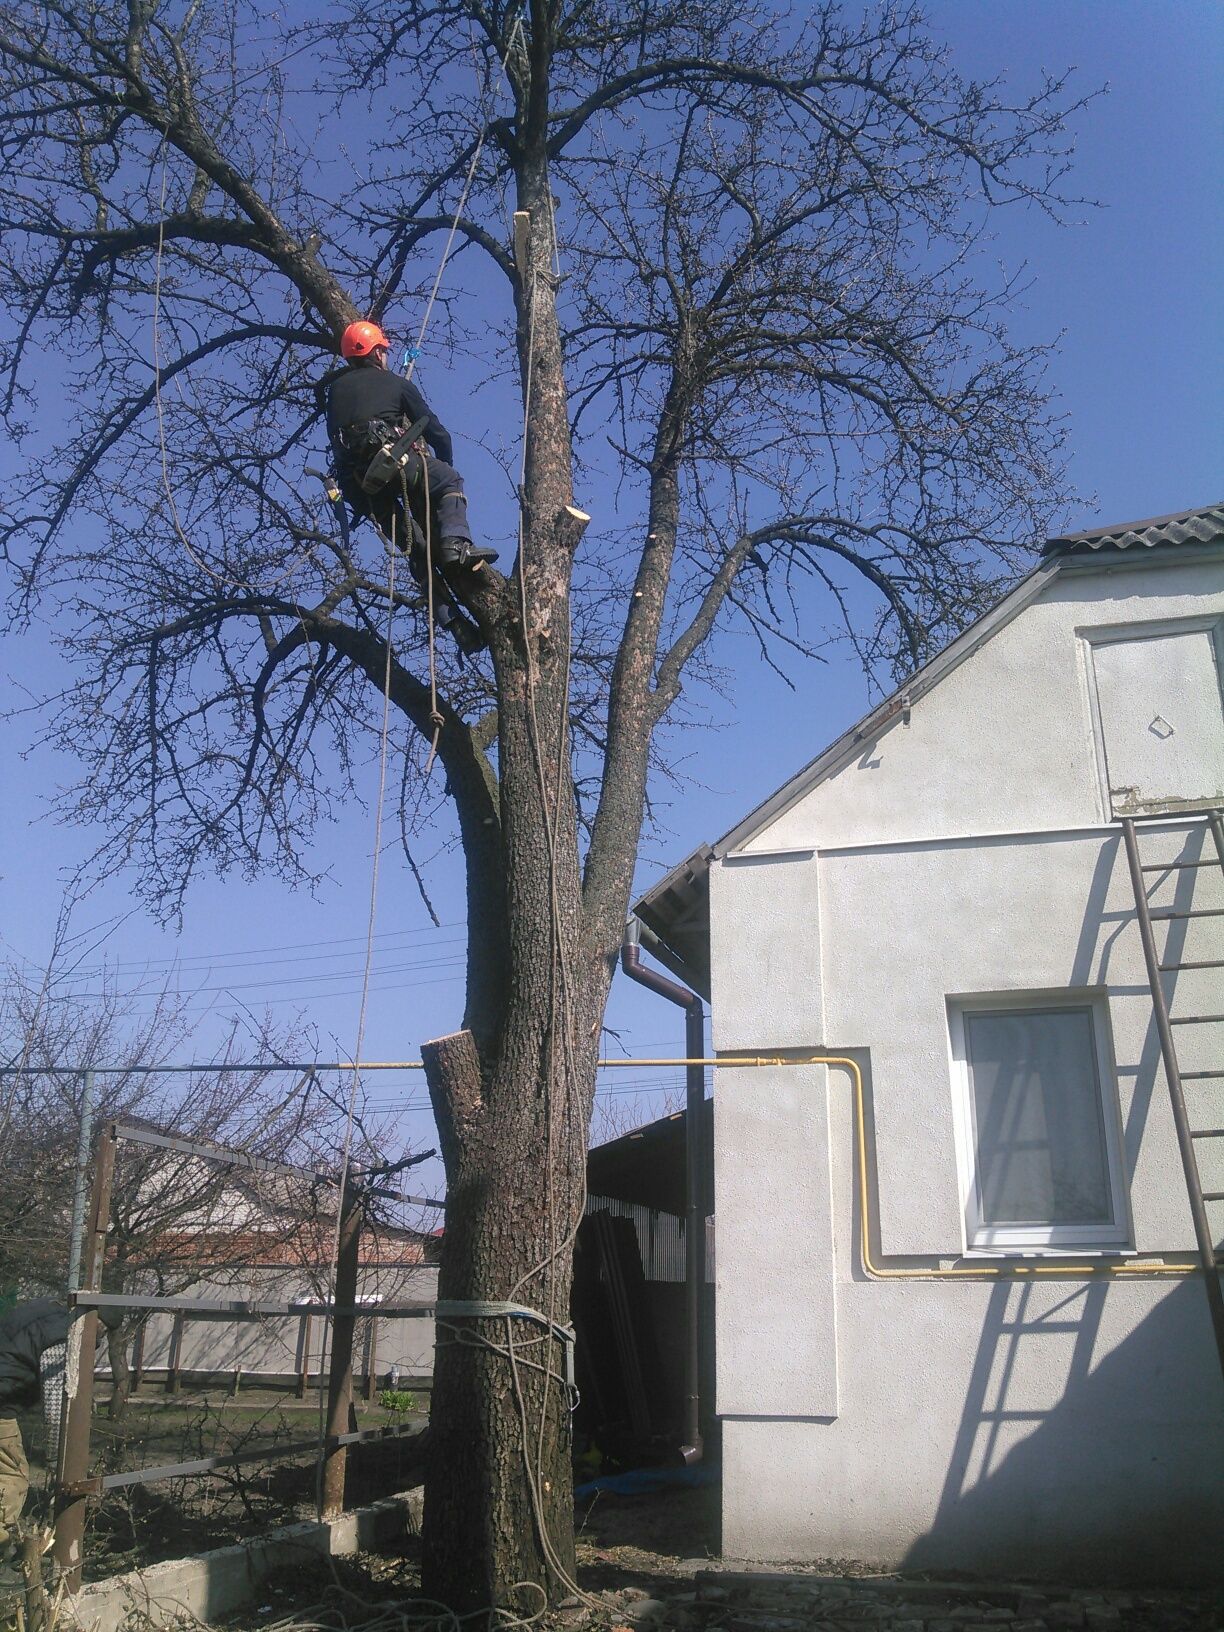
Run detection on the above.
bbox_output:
[722,1096,1224,1580]
[738,555,1222,855]
[709,552,1224,1579]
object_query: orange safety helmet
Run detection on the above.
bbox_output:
[340,320,390,360]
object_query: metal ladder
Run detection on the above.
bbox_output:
[1120,809,1224,1379]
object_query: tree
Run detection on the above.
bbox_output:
[0,922,392,1417]
[0,0,1089,1607]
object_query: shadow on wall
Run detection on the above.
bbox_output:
[902,1274,1224,1586]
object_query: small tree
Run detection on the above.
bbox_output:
[0,926,393,1416]
[0,0,1090,1607]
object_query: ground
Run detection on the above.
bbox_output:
[10,1390,1222,1630]
[205,1485,1219,1632]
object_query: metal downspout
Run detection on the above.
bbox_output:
[620,917,705,1463]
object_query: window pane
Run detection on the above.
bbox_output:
[964,1008,1113,1227]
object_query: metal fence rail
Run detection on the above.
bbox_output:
[63,1421,426,1497]
[73,1291,438,1320]
[52,1113,435,1586]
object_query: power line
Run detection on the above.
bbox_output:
[46,937,466,983]
[8,923,466,981]
[58,952,465,999]
[363,1079,698,1112]
[53,971,465,1014]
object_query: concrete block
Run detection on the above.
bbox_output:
[75,1488,423,1632]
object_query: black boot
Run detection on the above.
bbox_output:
[435,601,487,655]
[449,615,487,655]
[437,536,499,569]
[435,492,498,568]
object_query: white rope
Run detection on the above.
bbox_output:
[396,9,526,387]
[314,532,399,1517]
[302,5,524,1541]
[502,185,596,1610]
[415,457,445,775]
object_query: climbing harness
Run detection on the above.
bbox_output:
[351,413,432,499]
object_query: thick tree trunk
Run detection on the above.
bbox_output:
[420,1006,603,1612]
[419,66,630,1612]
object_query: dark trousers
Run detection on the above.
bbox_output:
[0,1418,28,1541]
[338,450,473,634]
[339,450,472,555]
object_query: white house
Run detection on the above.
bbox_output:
[632,504,1224,1583]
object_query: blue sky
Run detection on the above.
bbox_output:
[1,0,1220,1196]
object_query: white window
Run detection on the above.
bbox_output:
[949,996,1129,1252]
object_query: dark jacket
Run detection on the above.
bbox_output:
[0,1299,120,1410]
[0,1300,70,1409]
[320,360,454,466]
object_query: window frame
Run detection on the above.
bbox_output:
[947,991,1131,1254]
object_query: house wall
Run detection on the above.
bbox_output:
[709,552,1224,1580]
[735,554,1221,856]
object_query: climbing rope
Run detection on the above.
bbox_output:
[379,8,527,388]
[498,199,598,1607]
[147,1,585,1601]
[313,530,399,1518]
[407,457,446,775]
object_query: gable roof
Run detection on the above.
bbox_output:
[633,503,1224,996]
[1043,502,1224,555]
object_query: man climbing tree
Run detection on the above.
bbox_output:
[321,319,493,654]
[0,0,1091,1611]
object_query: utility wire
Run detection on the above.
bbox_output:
[19,927,466,981]
[59,954,465,1000]
[315,537,400,1515]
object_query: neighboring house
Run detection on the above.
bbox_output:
[114,1154,439,1388]
[633,505,1224,1583]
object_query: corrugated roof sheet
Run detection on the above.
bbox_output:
[1043,502,1224,555]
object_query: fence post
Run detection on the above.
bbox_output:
[165,1312,185,1395]
[363,1315,378,1404]
[131,1321,145,1393]
[296,1313,312,1398]
[53,1120,117,1589]
[320,1179,361,1519]
[63,1072,95,1312]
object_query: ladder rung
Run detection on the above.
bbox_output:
[1160,959,1224,972]
[1149,907,1224,920]
[1202,1192,1224,1203]
[1170,1015,1224,1025]
[1190,1129,1224,1139]
[1183,1070,1224,1080]
[1140,859,1220,871]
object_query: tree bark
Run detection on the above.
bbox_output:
[420,977,610,1611]
[412,30,642,1590]
[106,1325,131,1422]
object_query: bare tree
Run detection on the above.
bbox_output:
[0,0,1090,1606]
[0,936,392,1416]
